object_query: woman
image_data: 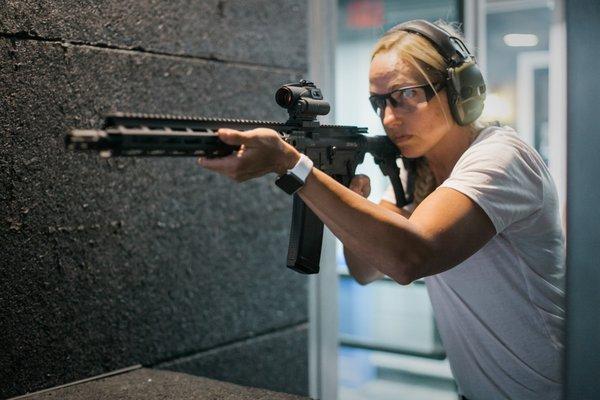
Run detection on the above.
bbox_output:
[198,20,565,400]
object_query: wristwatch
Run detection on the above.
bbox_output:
[275,154,314,195]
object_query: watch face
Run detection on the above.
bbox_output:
[275,173,304,194]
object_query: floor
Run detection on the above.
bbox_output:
[338,347,458,400]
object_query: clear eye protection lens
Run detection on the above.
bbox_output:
[369,83,439,117]
[369,96,385,115]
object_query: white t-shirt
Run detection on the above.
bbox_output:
[382,125,565,400]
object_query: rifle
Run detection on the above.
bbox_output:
[65,80,414,274]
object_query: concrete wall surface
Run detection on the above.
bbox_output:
[0,1,309,398]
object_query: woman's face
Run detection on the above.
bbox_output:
[369,51,452,158]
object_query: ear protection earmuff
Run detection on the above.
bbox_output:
[386,20,486,126]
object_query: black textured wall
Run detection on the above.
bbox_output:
[0,1,309,398]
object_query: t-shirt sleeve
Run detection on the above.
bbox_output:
[440,138,543,234]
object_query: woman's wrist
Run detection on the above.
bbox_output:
[276,145,301,176]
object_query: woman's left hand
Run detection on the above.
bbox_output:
[197,128,300,182]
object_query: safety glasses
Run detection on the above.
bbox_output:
[369,81,445,117]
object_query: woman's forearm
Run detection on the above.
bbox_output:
[298,167,428,285]
[343,202,412,284]
[343,245,384,285]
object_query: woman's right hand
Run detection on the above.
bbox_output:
[349,174,371,198]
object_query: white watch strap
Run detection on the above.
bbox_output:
[288,154,313,182]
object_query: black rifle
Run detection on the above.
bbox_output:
[66,80,413,274]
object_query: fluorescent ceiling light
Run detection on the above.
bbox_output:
[503,34,539,47]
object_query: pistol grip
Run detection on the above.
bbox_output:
[286,195,324,274]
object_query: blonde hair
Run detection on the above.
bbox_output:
[372,20,486,205]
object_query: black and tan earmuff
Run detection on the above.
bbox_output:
[386,20,486,126]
